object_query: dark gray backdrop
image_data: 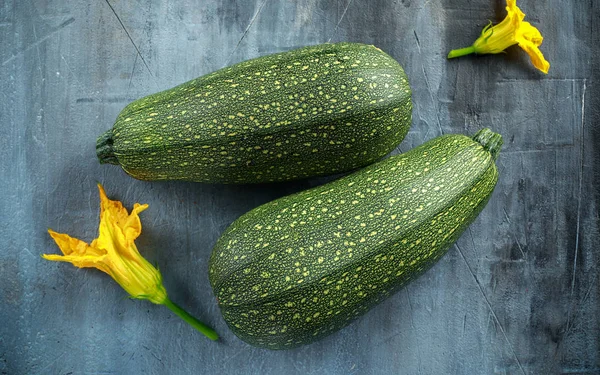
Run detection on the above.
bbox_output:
[1,0,598,374]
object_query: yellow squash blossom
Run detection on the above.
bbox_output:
[447,0,549,73]
[43,184,218,341]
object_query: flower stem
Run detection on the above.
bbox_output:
[447,46,476,59]
[163,298,219,341]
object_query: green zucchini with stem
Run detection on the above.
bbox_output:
[209,128,502,349]
[97,42,412,183]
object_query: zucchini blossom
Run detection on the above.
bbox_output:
[447,0,549,73]
[43,184,218,341]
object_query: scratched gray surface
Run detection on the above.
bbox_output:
[1,0,598,374]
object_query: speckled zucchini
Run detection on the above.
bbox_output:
[96,42,412,183]
[209,129,503,349]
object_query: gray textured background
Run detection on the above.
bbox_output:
[1,0,599,374]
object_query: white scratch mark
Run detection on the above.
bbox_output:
[405,289,423,373]
[103,0,154,78]
[513,234,526,259]
[31,22,44,79]
[498,213,526,259]
[413,31,443,138]
[22,247,36,258]
[566,78,586,333]
[38,352,66,373]
[564,276,596,341]
[455,244,526,375]
[2,17,75,66]
[127,53,138,93]
[327,0,354,43]
[223,0,270,67]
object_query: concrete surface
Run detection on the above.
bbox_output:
[1,0,598,374]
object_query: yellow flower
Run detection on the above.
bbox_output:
[44,184,167,304]
[43,184,218,340]
[447,0,549,74]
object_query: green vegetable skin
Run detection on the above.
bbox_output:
[209,129,502,349]
[97,43,412,183]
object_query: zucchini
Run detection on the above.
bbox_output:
[209,129,502,349]
[97,43,412,183]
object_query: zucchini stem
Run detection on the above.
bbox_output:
[473,128,503,161]
[96,129,120,165]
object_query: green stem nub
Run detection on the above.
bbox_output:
[163,298,219,341]
[447,46,476,59]
[473,128,503,161]
[96,129,120,165]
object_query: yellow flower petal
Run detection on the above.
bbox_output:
[518,39,550,74]
[98,184,148,244]
[506,0,525,22]
[123,204,148,241]
[42,253,110,273]
[98,184,127,223]
[47,229,104,257]
[518,21,544,46]
[44,230,112,273]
